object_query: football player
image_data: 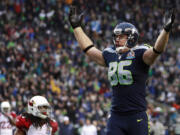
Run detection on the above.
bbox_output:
[69,6,175,135]
[15,95,58,135]
[0,101,16,135]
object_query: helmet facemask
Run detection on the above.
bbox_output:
[37,105,51,119]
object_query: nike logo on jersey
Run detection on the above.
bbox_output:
[137,119,143,122]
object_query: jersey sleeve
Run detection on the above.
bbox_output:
[50,119,58,134]
[16,115,31,131]
[102,47,116,67]
[134,44,152,66]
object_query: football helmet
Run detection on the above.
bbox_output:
[113,22,139,48]
[1,101,11,113]
[28,96,50,119]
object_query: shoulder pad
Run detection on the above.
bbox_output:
[10,112,17,118]
[143,44,152,48]
[103,47,116,53]
[132,44,151,51]
[16,115,31,130]
[50,119,58,133]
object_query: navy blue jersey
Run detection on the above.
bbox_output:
[102,45,150,114]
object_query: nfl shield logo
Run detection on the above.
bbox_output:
[126,50,135,59]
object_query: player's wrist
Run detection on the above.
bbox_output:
[71,21,82,29]
[163,25,172,32]
[72,25,81,29]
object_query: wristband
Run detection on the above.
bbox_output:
[83,45,94,53]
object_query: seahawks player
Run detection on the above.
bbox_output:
[69,6,175,135]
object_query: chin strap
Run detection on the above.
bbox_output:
[116,41,129,53]
[116,46,130,54]
[116,46,126,52]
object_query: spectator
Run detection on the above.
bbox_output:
[59,116,75,135]
[81,118,97,135]
[174,117,180,135]
[151,118,165,135]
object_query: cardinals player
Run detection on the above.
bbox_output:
[0,101,16,135]
[15,95,58,135]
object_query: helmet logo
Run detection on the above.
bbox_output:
[125,28,132,32]
[29,100,35,106]
[42,112,47,115]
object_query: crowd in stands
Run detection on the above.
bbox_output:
[0,0,179,134]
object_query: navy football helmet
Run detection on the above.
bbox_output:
[113,22,139,48]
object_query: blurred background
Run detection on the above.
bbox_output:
[0,0,179,135]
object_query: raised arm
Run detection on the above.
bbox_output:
[143,9,175,65]
[69,6,106,67]
[2,112,16,126]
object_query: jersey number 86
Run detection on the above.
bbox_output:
[108,60,133,86]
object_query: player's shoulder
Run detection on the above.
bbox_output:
[16,115,27,123]
[132,44,152,51]
[16,114,31,129]
[50,119,58,133]
[103,46,116,53]
[10,111,17,118]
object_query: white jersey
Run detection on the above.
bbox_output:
[0,112,16,135]
[26,124,52,135]
[16,115,58,135]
